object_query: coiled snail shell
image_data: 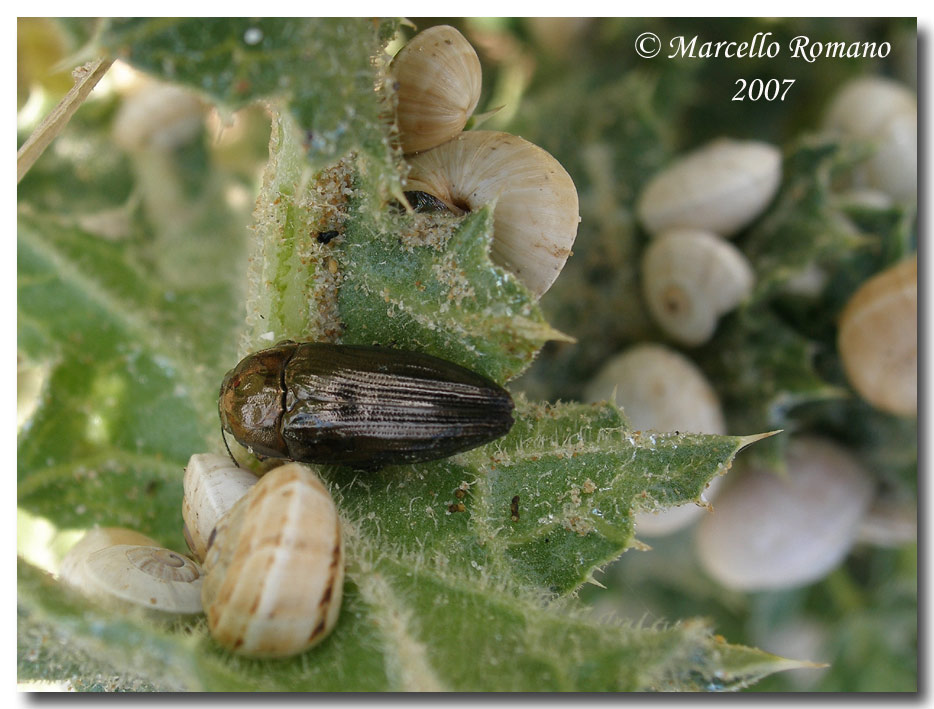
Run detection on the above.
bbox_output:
[112,82,204,153]
[405,130,580,298]
[60,527,160,586]
[391,25,482,154]
[182,453,259,562]
[68,543,204,619]
[823,76,916,143]
[837,255,917,417]
[201,463,344,658]
[641,228,755,346]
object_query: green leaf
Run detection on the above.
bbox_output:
[99,18,401,190]
[698,307,844,467]
[337,399,762,594]
[19,558,810,691]
[510,71,669,400]
[17,214,238,550]
[242,109,568,382]
[694,137,917,468]
[742,137,873,300]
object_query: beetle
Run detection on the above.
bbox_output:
[390,190,452,215]
[402,190,451,214]
[219,342,514,469]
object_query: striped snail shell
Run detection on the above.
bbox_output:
[391,24,482,154]
[182,453,259,562]
[201,463,344,658]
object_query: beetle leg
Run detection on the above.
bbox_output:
[221,428,241,468]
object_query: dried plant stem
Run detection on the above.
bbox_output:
[17,57,115,183]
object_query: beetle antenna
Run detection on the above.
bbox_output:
[221,428,240,468]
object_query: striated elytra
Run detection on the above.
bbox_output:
[219,342,515,468]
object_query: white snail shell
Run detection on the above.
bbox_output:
[112,82,204,152]
[867,108,917,203]
[696,436,874,591]
[405,130,580,298]
[641,228,755,346]
[637,138,782,237]
[60,527,160,586]
[584,343,726,537]
[823,76,916,142]
[823,77,917,202]
[584,343,726,435]
[391,25,482,154]
[71,544,204,619]
[182,453,259,562]
[201,463,344,658]
[834,188,894,211]
[838,255,917,417]
[17,356,47,429]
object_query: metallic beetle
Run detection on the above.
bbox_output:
[402,190,451,214]
[219,342,514,469]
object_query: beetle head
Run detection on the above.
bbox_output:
[218,345,293,459]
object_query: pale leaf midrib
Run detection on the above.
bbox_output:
[17,450,182,498]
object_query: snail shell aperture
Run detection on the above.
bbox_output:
[641,228,755,346]
[405,130,580,299]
